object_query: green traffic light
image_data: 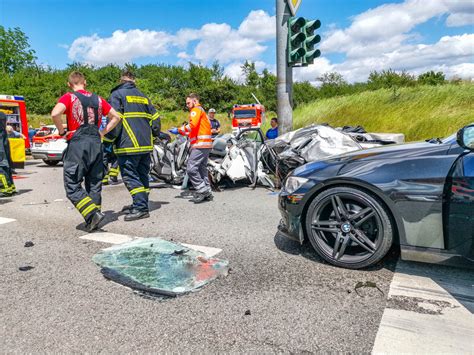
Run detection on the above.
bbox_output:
[303,49,321,65]
[290,32,306,47]
[290,47,306,62]
[287,17,321,66]
[289,17,306,32]
[305,34,321,48]
[304,19,321,35]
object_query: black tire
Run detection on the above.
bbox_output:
[43,160,59,166]
[305,186,393,269]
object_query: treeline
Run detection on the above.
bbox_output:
[0,25,467,116]
[0,61,458,116]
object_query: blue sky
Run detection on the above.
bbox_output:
[1,0,473,82]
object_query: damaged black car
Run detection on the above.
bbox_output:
[278,124,474,269]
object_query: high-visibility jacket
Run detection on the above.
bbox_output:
[107,82,161,155]
[178,105,212,149]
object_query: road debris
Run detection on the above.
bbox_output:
[24,241,34,247]
[354,281,384,296]
[23,200,50,206]
[93,238,229,297]
[19,266,34,271]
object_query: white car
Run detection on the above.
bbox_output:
[31,126,67,166]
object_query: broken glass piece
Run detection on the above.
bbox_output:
[92,238,229,297]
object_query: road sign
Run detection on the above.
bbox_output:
[287,0,302,16]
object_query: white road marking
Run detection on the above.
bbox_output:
[181,243,222,257]
[80,232,222,257]
[372,261,474,354]
[0,217,16,225]
[80,232,135,244]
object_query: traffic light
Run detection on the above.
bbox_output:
[303,19,321,65]
[288,17,306,65]
[287,17,321,67]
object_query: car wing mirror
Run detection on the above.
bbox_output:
[457,124,474,151]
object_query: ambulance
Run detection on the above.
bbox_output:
[0,95,29,168]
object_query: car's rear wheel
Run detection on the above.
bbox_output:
[305,186,393,269]
[43,159,59,166]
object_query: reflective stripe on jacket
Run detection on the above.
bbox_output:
[108,82,161,155]
[178,105,212,149]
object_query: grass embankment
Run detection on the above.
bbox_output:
[293,83,474,141]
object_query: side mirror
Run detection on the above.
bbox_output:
[457,124,474,151]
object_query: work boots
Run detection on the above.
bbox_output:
[124,210,150,221]
[190,190,213,204]
[86,211,105,233]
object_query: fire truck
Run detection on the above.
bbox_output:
[0,95,29,168]
[231,103,265,133]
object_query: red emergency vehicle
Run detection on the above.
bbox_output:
[231,103,265,131]
[0,94,30,149]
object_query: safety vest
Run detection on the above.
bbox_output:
[178,105,212,149]
[107,82,160,155]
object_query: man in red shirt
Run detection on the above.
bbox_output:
[51,71,121,232]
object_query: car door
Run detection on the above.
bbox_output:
[445,150,474,257]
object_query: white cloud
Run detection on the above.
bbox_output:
[192,23,267,63]
[296,0,474,83]
[224,62,246,82]
[444,0,474,27]
[68,30,173,65]
[177,51,190,60]
[293,57,335,85]
[238,10,276,41]
[446,12,474,27]
[68,9,275,67]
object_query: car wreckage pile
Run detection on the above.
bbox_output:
[150,124,404,190]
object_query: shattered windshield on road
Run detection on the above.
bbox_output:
[93,238,229,297]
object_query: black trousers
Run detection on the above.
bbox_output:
[102,142,119,182]
[0,165,15,195]
[63,125,104,223]
[0,135,15,196]
[117,153,150,212]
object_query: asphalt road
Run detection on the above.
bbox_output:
[0,159,408,352]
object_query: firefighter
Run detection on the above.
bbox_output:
[0,112,16,197]
[51,71,121,232]
[101,117,120,185]
[172,93,213,203]
[108,70,161,221]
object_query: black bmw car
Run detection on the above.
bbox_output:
[278,124,474,269]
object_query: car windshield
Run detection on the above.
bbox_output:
[234,109,256,118]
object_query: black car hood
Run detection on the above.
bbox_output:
[324,140,454,164]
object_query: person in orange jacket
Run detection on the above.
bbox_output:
[172,93,213,203]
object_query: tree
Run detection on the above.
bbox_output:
[0,26,37,74]
[241,61,260,87]
[368,69,416,89]
[418,71,446,86]
[316,72,346,86]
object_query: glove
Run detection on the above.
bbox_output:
[168,127,179,135]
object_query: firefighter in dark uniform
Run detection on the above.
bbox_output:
[0,112,16,197]
[108,70,161,221]
[102,144,120,185]
[51,71,121,232]
[101,117,120,185]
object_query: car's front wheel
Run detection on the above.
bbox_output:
[305,186,393,269]
[43,159,59,166]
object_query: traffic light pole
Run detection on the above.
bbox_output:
[276,0,293,134]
